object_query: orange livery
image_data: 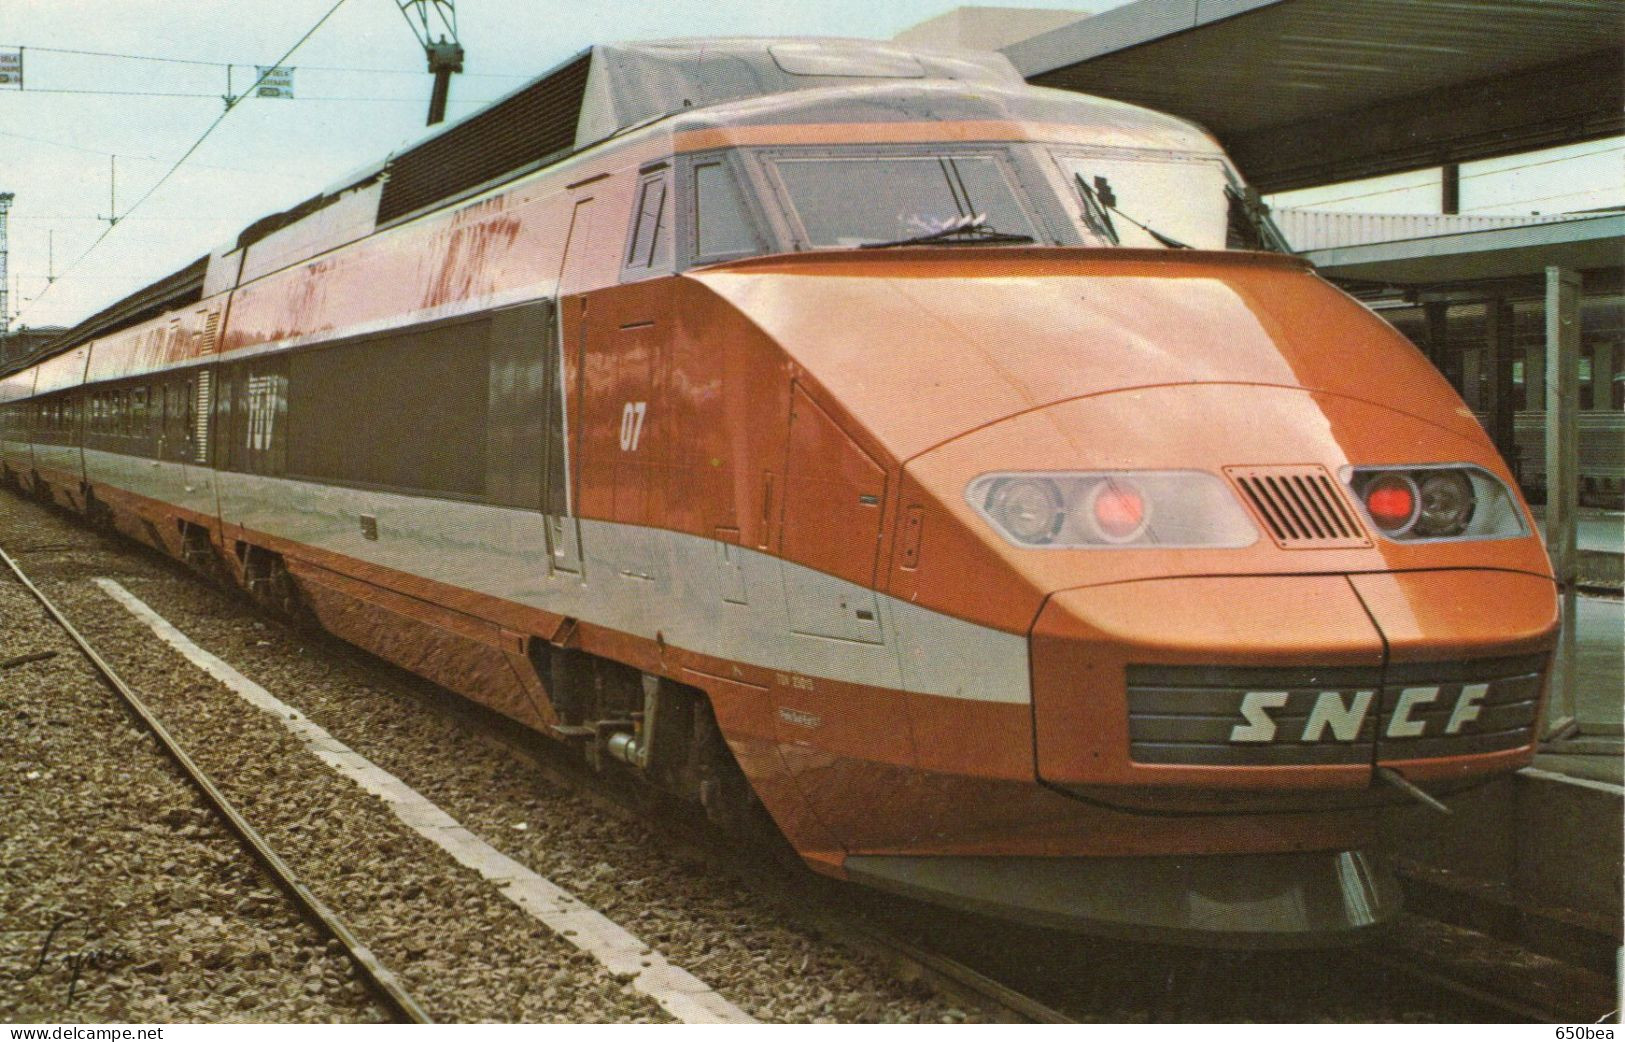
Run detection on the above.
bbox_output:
[0,38,1558,945]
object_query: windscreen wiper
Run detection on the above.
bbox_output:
[1076,174,1192,249]
[858,214,1035,250]
[1225,182,1292,252]
[1076,175,1119,244]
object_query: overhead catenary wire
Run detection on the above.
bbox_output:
[0,40,525,78]
[1276,143,1625,208]
[16,86,496,103]
[14,0,355,323]
[0,128,338,181]
[1460,187,1625,214]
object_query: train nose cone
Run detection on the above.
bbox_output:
[1031,569,1558,790]
[1032,575,1388,789]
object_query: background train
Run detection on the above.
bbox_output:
[0,38,1560,947]
[1379,298,1625,507]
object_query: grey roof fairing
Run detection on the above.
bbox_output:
[271,38,1218,244]
[573,37,1024,147]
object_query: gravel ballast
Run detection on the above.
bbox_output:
[0,539,385,1022]
[0,494,967,1023]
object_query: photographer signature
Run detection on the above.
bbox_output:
[13,916,128,1002]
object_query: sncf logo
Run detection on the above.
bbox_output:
[1229,685,1490,744]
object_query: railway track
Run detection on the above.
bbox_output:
[0,542,434,1025]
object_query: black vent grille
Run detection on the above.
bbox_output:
[377,51,592,225]
[1225,465,1370,549]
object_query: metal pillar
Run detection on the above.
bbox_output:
[0,192,12,335]
[1542,266,1581,740]
[1423,300,1450,371]
[1483,299,1519,477]
[1441,162,1461,215]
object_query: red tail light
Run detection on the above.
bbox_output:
[1090,480,1147,542]
[1363,474,1419,533]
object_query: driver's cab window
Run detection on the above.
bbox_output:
[1052,149,1231,250]
[622,164,674,280]
[759,150,1041,250]
[693,160,765,260]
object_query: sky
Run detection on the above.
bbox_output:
[1,0,1619,331]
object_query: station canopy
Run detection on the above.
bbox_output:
[1300,212,1625,290]
[1004,0,1625,193]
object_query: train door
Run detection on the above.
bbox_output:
[548,192,601,576]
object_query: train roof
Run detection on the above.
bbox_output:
[7,38,1217,376]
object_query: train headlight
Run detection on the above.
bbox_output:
[968,471,1256,548]
[1345,465,1524,542]
[985,477,1065,545]
[1415,470,1476,537]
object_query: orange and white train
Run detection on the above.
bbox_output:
[0,39,1559,945]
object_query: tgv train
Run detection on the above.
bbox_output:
[0,39,1559,946]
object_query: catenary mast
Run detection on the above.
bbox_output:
[396,1,463,126]
[0,192,13,336]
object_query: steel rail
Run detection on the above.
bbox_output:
[844,924,1075,1023]
[0,543,433,1025]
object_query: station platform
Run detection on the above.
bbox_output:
[1383,588,1622,965]
[1536,593,1623,785]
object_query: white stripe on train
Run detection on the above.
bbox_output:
[67,451,1032,705]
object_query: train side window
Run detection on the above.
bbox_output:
[693,161,763,260]
[286,318,489,498]
[622,170,672,280]
[184,377,197,456]
[167,380,188,458]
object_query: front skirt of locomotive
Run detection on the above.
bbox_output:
[844,849,1399,948]
[816,568,1558,948]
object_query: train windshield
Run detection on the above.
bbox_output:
[762,153,1042,249]
[1052,150,1232,250]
